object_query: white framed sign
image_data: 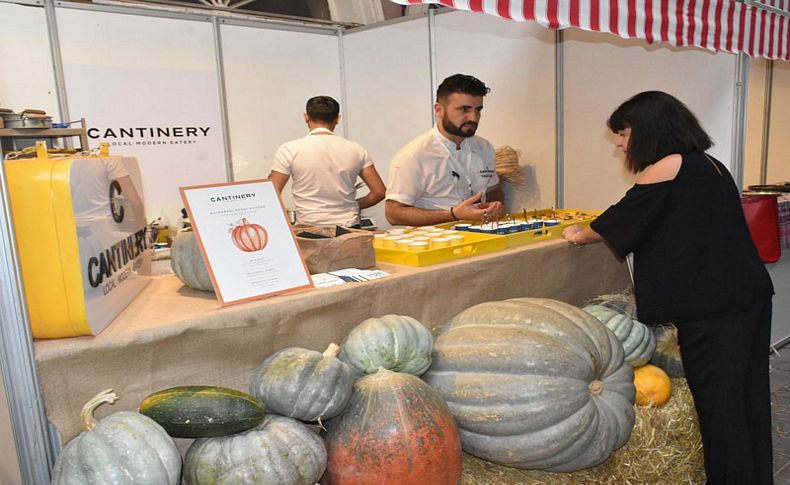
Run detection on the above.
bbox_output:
[180,180,312,305]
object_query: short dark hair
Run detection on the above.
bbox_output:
[306,96,340,124]
[436,74,490,103]
[607,91,712,173]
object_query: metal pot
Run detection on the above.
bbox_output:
[2,112,52,129]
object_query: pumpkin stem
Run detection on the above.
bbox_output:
[588,380,604,396]
[81,389,118,432]
[323,343,341,358]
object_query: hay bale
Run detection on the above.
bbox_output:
[461,378,704,484]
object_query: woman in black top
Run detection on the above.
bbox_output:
[563,91,774,484]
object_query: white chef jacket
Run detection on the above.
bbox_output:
[271,127,374,226]
[386,126,498,210]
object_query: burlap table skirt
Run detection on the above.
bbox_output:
[34,239,630,444]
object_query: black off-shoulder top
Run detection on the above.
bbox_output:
[590,152,773,325]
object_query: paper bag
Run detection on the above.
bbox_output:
[294,224,375,274]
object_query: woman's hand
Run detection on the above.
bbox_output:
[562,225,584,245]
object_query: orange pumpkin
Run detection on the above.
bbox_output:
[633,364,673,406]
[231,218,268,252]
[324,368,462,485]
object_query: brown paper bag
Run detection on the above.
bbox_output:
[293,224,375,274]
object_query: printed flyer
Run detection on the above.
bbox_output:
[180,180,312,305]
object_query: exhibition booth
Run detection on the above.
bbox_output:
[0,0,789,482]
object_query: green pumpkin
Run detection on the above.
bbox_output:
[170,230,213,292]
[583,303,656,367]
[339,314,433,376]
[183,415,327,485]
[52,389,181,485]
[650,324,685,377]
[249,343,354,422]
[423,298,635,472]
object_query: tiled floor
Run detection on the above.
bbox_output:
[772,347,790,483]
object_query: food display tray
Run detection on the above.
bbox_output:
[373,230,507,267]
[439,208,601,248]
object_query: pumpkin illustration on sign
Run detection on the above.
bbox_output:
[230,218,268,252]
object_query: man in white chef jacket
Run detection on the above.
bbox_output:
[385,74,505,227]
[269,96,386,228]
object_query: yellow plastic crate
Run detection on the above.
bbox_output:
[374,230,507,266]
[439,209,601,248]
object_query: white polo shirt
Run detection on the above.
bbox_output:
[271,127,374,226]
[386,126,499,210]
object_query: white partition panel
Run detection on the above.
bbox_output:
[57,8,226,228]
[768,61,790,183]
[0,3,58,116]
[563,29,738,211]
[745,58,768,188]
[221,23,342,209]
[343,17,432,228]
[435,10,557,212]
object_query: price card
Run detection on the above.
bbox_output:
[180,179,312,305]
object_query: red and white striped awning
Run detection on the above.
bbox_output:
[392,0,790,61]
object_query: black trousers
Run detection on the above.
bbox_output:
[677,300,773,485]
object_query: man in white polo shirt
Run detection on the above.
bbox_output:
[385,74,505,227]
[269,96,386,228]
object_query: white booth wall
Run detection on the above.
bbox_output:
[562,29,738,210]
[767,61,790,183]
[56,8,228,227]
[0,3,58,115]
[342,17,433,228]
[222,22,342,215]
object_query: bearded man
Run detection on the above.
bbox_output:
[385,74,505,226]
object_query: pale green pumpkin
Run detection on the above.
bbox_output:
[424,298,635,472]
[52,389,181,485]
[183,415,326,485]
[249,343,354,422]
[650,324,685,377]
[339,314,433,376]
[170,230,213,292]
[583,303,656,367]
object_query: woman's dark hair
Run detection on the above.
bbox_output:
[436,74,490,103]
[306,96,340,124]
[607,91,712,173]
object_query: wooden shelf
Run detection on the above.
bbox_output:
[0,121,90,152]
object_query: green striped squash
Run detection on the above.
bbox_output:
[139,386,264,438]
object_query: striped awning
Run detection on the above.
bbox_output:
[392,0,790,61]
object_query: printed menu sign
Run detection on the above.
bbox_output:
[180,180,312,305]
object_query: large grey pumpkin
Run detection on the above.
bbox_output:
[170,230,213,292]
[249,343,354,422]
[339,314,433,376]
[583,303,656,367]
[183,414,327,485]
[424,297,635,472]
[52,389,181,485]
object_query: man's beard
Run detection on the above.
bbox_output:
[442,116,478,138]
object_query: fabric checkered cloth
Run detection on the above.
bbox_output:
[779,195,790,251]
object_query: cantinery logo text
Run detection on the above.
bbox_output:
[88,126,212,146]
